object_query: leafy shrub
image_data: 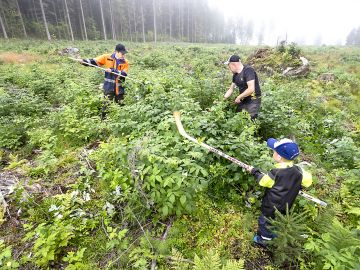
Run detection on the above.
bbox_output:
[324,137,359,169]
[340,169,360,226]
[304,217,360,269]
[0,241,19,269]
[25,222,75,267]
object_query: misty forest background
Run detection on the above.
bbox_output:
[1,0,360,45]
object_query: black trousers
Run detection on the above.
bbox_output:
[257,214,276,240]
[236,98,261,120]
[101,89,124,120]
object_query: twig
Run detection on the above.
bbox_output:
[107,234,142,267]
[128,208,154,251]
[80,149,95,171]
[150,216,175,270]
[101,217,110,239]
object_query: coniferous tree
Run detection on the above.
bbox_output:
[0,11,7,39]
[39,0,51,40]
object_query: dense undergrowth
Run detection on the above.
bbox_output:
[0,40,359,269]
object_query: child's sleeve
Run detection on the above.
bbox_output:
[123,60,129,74]
[94,54,107,66]
[81,54,106,67]
[251,168,275,188]
[301,168,312,188]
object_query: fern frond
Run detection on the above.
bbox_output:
[222,259,245,270]
[170,248,191,270]
[194,250,221,270]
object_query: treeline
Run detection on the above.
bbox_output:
[0,0,258,44]
[346,26,360,46]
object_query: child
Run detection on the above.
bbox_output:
[76,43,129,119]
[250,138,312,246]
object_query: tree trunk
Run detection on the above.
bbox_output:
[62,0,71,39]
[79,0,88,40]
[39,0,51,40]
[187,4,189,42]
[78,6,84,40]
[180,0,183,40]
[0,11,7,39]
[141,4,145,42]
[52,1,61,39]
[132,1,137,42]
[169,0,172,41]
[108,0,115,39]
[32,0,39,22]
[119,16,124,40]
[178,0,181,39]
[99,0,107,40]
[64,0,74,41]
[15,0,27,37]
[193,10,196,43]
[127,5,132,42]
[153,0,156,42]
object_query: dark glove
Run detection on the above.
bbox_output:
[251,167,261,176]
[110,68,119,74]
[80,59,89,66]
[120,71,127,77]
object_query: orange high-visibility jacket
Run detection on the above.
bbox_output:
[86,53,129,95]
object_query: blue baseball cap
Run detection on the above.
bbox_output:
[267,138,300,160]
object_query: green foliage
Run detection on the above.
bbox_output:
[0,241,19,269]
[63,248,89,270]
[276,41,301,58]
[0,41,359,269]
[24,221,75,267]
[340,169,360,226]
[170,248,244,270]
[0,85,49,149]
[304,214,360,269]
[269,207,309,266]
[324,137,360,169]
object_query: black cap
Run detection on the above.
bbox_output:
[224,55,241,64]
[115,43,128,54]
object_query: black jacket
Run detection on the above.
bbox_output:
[252,163,311,218]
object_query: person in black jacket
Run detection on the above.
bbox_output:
[250,138,312,246]
[224,55,261,120]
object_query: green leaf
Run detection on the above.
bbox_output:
[200,167,208,177]
[156,175,162,182]
[321,233,331,242]
[162,206,168,216]
[346,207,360,216]
[169,194,175,204]
[117,229,128,240]
[180,195,186,206]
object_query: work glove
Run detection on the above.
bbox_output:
[251,167,261,176]
[110,68,119,75]
[251,167,265,181]
[120,71,127,77]
[81,59,90,66]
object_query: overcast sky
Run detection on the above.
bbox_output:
[209,0,360,45]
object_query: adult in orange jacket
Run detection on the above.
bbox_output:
[76,43,129,118]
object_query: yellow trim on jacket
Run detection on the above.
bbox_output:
[258,162,312,189]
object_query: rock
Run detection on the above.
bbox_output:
[318,73,335,82]
[0,171,18,197]
[0,191,7,224]
[58,47,80,57]
[283,56,310,77]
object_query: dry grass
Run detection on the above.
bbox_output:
[0,52,39,64]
